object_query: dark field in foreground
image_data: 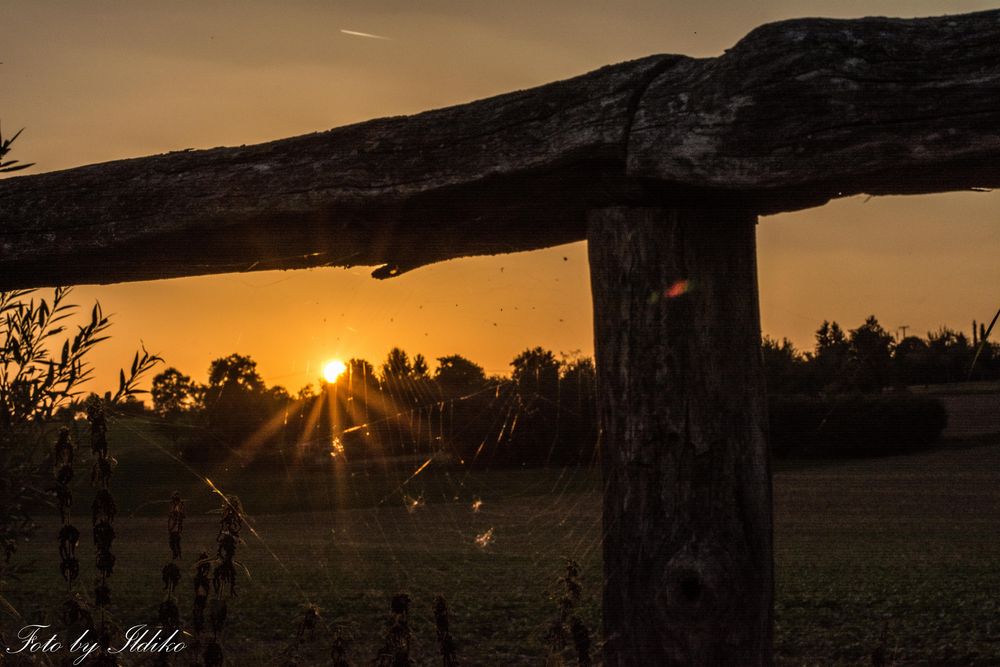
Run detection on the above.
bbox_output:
[2,426,999,665]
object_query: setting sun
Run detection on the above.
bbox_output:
[322,359,347,383]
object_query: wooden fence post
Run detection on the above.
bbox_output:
[588,207,772,666]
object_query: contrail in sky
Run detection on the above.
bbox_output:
[340,29,391,40]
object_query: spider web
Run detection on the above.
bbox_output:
[1,274,606,666]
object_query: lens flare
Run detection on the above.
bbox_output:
[665,279,692,299]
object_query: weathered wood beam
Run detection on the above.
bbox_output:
[0,55,674,288]
[3,10,1000,289]
[628,12,1000,200]
[589,207,771,666]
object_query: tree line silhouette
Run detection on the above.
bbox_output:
[147,315,993,466]
[764,315,1000,394]
[151,347,597,467]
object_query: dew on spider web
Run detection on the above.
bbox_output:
[474,527,495,549]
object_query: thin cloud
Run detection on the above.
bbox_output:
[340,29,391,41]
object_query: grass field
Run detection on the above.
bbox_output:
[2,419,999,665]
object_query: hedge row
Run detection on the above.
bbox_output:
[769,393,947,458]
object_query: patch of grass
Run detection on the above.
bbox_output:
[80,417,600,517]
[773,443,1000,665]
[2,420,998,665]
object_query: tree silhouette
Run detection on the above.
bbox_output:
[554,356,598,464]
[892,336,931,387]
[926,328,974,384]
[813,320,850,391]
[434,355,487,398]
[508,348,561,465]
[762,337,807,394]
[511,347,559,405]
[412,354,429,378]
[187,354,273,463]
[381,348,412,382]
[847,316,895,393]
[152,368,194,418]
[207,353,265,394]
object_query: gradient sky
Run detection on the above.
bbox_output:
[4,0,999,394]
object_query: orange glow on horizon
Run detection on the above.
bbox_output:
[7,1,999,395]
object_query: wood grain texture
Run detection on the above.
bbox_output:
[2,9,998,289]
[628,11,1000,208]
[0,56,675,288]
[588,208,772,666]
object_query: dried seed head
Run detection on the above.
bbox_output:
[193,550,212,630]
[168,492,185,558]
[211,560,237,596]
[434,595,459,665]
[92,489,117,525]
[547,559,589,664]
[56,463,74,486]
[93,520,115,549]
[59,524,80,560]
[169,533,182,560]
[61,596,94,630]
[295,604,321,642]
[390,593,410,617]
[557,559,583,620]
[95,550,116,577]
[218,495,243,539]
[94,581,112,607]
[376,593,412,666]
[60,557,80,583]
[87,400,108,458]
[194,551,212,578]
[162,562,181,593]
[168,493,185,527]
[91,457,114,490]
[217,533,237,561]
[55,427,74,466]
